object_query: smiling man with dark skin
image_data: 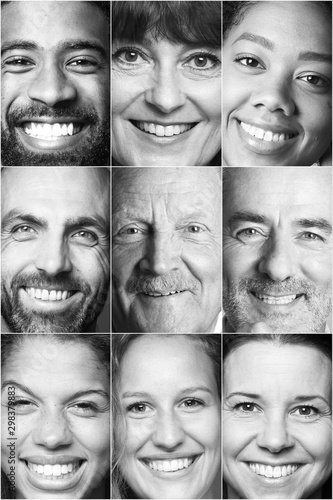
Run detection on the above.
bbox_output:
[1,167,110,333]
[223,167,332,333]
[112,167,222,333]
[1,1,110,166]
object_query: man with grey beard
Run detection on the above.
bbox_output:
[1,167,110,332]
[223,167,332,333]
[112,167,222,333]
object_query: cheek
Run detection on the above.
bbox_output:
[124,418,155,455]
[302,252,332,285]
[188,81,221,121]
[112,74,143,114]
[223,245,257,283]
[223,416,252,459]
[112,245,141,284]
[298,95,332,139]
[294,423,332,463]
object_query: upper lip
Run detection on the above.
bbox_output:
[140,452,201,460]
[252,291,303,297]
[245,460,305,466]
[21,455,85,465]
[17,117,86,126]
[142,289,185,293]
[24,286,76,291]
[237,118,300,135]
[130,119,200,126]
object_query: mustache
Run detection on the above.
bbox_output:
[7,103,99,126]
[12,271,91,295]
[127,271,200,294]
[234,276,317,296]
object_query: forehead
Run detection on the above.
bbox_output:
[1,1,109,49]
[120,336,216,393]
[224,342,331,399]
[2,338,108,394]
[2,167,109,220]
[224,168,331,222]
[228,1,331,52]
[113,168,221,220]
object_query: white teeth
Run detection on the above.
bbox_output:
[254,292,298,305]
[23,122,82,140]
[240,121,295,141]
[144,290,182,297]
[25,288,73,301]
[249,463,299,478]
[147,457,195,472]
[27,461,80,477]
[136,121,194,137]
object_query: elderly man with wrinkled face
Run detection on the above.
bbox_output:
[223,167,332,333]
[1,1,110,166]
[112,167,222,333]
[1,167,110,333]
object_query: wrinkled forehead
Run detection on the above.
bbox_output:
[113,167,221,216]
[2,167,109,217]
[224,167,331,219]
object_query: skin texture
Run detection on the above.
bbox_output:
[1,1,110,166]
[117,335,221,499]
[1,337,110,499]
[112,167,221,332]
[223,341,332,499]
[223,167,332,333]
[223,1,332,166]
[1,167,110,333]
[112,37,221,166]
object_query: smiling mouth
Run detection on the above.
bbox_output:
[141,456,198,472]
[252,292,304,305]
[21,122,84,140]
[248,462,301,478]
[24,287,77,301]
[23,460,85,479]
[239,121,297,142]
[143,290,186,297]
[131,120,198,137]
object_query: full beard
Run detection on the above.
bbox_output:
[1,105,110,166]
[1,277,109,333]
[223,276,332,333]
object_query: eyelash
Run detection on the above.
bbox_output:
[234,54,329,88]
[112,45,220,74]
[233,401,320,418]
[126,398,205,413]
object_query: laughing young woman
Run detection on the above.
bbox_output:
[223,1,332,166]
[112,334,221,499]
[112,1,221,166]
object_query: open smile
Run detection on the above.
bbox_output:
[247,462,303,479]
[24,287,77,301]
[235,119,299,155]
[141,455,199,472]
[21,458,87,491]
[20,286,83,312]
[22,121,84,140]
[142,290,186,297]
[251,292,304,305]
[130,120,198,138]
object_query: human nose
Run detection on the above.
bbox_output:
[27,61,77,107]
[33,408,73,449]
[258,236,296,281]
[144,68,186,113]
[256,413,295,453]
[35,236,72,276]
[250,76,296,116]
[140,233,179,276]
[152,411,185,449]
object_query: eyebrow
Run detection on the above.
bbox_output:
[228,211,332,234]
[225,392,331,407]
[1,38,107,58]
[2,381,109,401]
[122,386,213,399]
[2,210,109,234]
[232,33,331,64]
[232,32,275,51]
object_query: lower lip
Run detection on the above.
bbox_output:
[249,292,304,314]
[140,291,188,299]
[20,288,83,312]
[16,124,90,151]
[245,462,304,486]
[22,459,87,492]
[236,120,299,156]
[129,121,199,144]
[139,455,202,480]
